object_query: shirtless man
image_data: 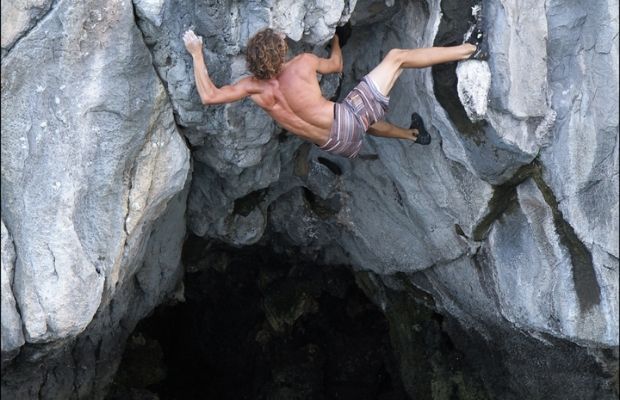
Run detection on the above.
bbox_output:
[183,27,481,158]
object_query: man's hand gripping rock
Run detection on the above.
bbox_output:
[183,29,203,56]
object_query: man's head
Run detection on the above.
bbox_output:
[246,28,287,80]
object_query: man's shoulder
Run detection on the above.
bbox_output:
[283,54,319,74]
[235,76,269,94]
[288,53,319,65]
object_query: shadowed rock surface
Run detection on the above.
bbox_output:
[1,0,618,399]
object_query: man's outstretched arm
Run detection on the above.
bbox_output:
[316,35,343,75]
[183,30,260,105]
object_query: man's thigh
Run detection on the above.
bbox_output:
[366,51,403,96]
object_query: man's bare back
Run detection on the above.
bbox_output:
[248,54,337,145]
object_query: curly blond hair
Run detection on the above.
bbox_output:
[246,28,287,80]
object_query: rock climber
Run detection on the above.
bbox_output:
[183,24,486,158]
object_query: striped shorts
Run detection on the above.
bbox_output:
[319,75,390,158]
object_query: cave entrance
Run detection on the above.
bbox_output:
[106,235,410,400]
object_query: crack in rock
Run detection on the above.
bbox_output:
[531,171,602,311]
[472,162,540,241]
[471,159,602,311]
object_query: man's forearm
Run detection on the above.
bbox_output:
[191,51,219,103]
[329,40,343,72]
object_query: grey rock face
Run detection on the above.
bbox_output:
[542,0,619,262]
[1,0,617,398]
[132,0,617,358]
[148,0,614,396]
[0,0,53,51]
[1,0,190,396]
[0,188,189,400]
[469,178,616,345]
[1,0,189,343]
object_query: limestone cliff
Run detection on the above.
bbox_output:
[1,0,618,399]
[1,0,190,397]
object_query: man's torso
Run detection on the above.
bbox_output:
[248,54,334,145]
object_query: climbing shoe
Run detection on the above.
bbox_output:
[466,28,488,61]
[463,7,488,61]
[410,113,431,145]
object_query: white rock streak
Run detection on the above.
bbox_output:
[457,60,491,122]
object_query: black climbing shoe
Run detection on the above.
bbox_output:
[463,10,488,60]
[467,28,488,61]
[410,113,431,145]
[335,22,352,47]
[469,43,488,61]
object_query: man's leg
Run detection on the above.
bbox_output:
[367,43,476,96]
[368,120,418,141]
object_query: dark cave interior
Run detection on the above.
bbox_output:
[106,234,483,400]
[107,236,410,400]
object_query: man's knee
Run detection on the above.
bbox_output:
[384,48,404,66]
